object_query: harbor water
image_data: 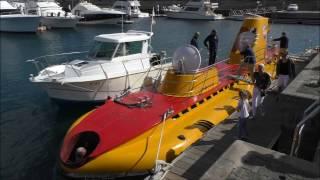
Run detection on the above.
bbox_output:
[0,18,319,179]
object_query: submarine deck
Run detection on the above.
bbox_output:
[161,51,320,180]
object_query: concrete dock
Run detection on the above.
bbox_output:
[266,11,320,25]
[160,50,320,180]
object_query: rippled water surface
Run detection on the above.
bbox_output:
[0,18,319,180]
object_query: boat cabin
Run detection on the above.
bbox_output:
[88,31,153,61]
[113,0,141,14]
[0,1,21,15]
[25,0,63,16]
[182,0,219,13]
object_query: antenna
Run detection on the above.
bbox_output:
[121,0,124,33]
[121,14,124,33]
[148,7,156,54]
[150,7,155,33]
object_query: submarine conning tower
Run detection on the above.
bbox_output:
[228,16,269,64]
[158,16,270,97]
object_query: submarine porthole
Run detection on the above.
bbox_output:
[178,135,186,140]
[182,109,189,114]
[64,131,100,168]
[172,114,180,119]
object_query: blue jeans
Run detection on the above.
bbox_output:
[238,117,248,139]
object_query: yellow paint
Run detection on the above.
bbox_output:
[67,110,94,133]
[61,16,277,176]
[62,81,256,175]
[158,67,219,97]
[229,16,269,64]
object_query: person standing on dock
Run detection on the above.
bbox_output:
[238,45,256,82]
[276,51,295,91]
[204,29,218,65]
[272,32,289,55]
[236,90,250,140]
[190,32,200,49]
[252,64,271,117]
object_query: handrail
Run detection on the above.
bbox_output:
[290,99,320,156]
[26,51,88,63]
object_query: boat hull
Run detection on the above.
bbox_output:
[41,16,79,28]
[166,11,224,20]
[226,15,245,21]
[77,17,122,25]
[33,67,167,102]
[0,15,40,32]
[131,12,149,18]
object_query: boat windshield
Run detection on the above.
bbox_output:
[88,41,118,60]
[114,41,143,57]
[0,9,21,15]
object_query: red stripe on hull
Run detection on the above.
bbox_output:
[60,62,239,162]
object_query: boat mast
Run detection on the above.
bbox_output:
[149,7,155,53]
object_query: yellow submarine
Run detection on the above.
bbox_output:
[59,16,278,178]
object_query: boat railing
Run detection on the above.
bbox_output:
[27,50,172,77]
[115,57,173,97]
[152,58,233,96]
[290,99,320,157]
[26,51,89,73]
[190,46,272,94]
[154,46,274,96]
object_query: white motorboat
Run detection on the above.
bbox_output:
[227,12,260,21]
[25,0,80,28]
[166,0,224,20]
[112,0,149,18]
[72,1,125,25]
[28,30,171,102]
[287,4,299,11]
[163,4,183,12]
[0,1,40,32]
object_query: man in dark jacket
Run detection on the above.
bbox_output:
[276,52,295,91]
[273,32,289,55]
[190,32,200,49]
[204,29,218,65]
[252,63,271,117]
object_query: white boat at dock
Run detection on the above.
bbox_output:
[71,1,125,25]
[226,7,276,21]
[28,30,170,102]
[112,0,149,18]
[166,0,223,20]
[0,0,40,32]
[25,0,80,28]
